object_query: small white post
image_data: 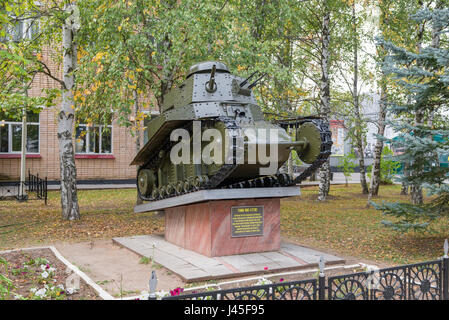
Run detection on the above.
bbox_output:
[148,271,158,300]
[19,105,27,200]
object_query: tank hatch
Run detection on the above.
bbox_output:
[187,61,230,78]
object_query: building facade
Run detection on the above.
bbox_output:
[0,41,142,182]
[0,107,139,181]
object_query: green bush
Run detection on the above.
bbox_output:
[367,146,401,185]
[338,151,357,186]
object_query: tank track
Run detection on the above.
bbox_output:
[201,117,239,189]
[137,118,332,201]
[291,119,332,184]
[224,118,332,188]
[137,117,240,201]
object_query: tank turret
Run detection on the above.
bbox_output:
[131,61,332,201]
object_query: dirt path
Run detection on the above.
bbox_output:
[54,239,184,298]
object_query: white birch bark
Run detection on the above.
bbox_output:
[367,84,386,205]
[58,3,80,220]
[352,2,369,194]
[318,2,331,201]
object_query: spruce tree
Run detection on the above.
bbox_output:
[372,6,449,232]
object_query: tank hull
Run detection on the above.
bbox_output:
[132,61,332,201]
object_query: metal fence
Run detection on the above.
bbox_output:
[162,278,318,300]
[160,241,449,301]
[0,171,47,204]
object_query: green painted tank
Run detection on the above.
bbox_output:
[131,61,332,201]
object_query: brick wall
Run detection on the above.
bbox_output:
[0,107,140,181]
[0,46,142,181]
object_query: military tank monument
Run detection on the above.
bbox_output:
[131,61,332,257]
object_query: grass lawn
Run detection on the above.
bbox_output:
[0,189,164,249]
[282,184,449,265]
[1,184,448,265]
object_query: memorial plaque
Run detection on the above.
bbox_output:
[231,206,264,237]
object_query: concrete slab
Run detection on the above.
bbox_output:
[113,234,345,282]
[134,186,301,213]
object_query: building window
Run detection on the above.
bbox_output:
[1,18,39,43]
[75,125,112,154]
[0,112,40,154]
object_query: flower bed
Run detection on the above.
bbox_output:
[0,248,100,300]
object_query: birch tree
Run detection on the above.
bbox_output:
[334,0,377,195]
[317,1,332,200]
[58,2,80,220]
[1,1,81,220]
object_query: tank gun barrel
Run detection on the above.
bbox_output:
[248,73,267,89]
[240,71,257,88]
[243,139,309,151]
[206,64,217,93]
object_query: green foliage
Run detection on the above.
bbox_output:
[379,146,401,185]
[0,1,64,120]
[373,4,449,232]
[0,273,14,299]
[73,0,361,133]
[0,257,13,299]
[139,256,151,265]
[367,146,401,185]
[338,151,357,186]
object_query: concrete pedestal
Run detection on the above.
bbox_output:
[165,198,281,257]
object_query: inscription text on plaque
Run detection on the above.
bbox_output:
[231,206,264,237]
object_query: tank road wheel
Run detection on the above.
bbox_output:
[166,184,175,196]
[151,188,160,200]
[295,122,323,164]
[137,168,157,198]
[175,181,184,195]
[158,186,167,198]
[183,181,191,193]
[200,175,210,187]
[192,176,206,190]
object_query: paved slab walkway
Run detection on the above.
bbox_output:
[113,235,345,282]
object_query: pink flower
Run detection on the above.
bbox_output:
[46,264,50,269]
[170,287,184,296]
[279,278,284,282]
[264,267,269,270]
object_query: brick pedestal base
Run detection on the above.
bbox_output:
[165,198,280,257]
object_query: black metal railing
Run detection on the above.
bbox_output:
[162,278,318,300]
[27,171,48,204]
[159,242,449,301]
[0,171,47,204]
[327,259,443,300]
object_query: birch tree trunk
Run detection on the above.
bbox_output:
[318,2,331,201]
[367,84,386,205]
[58,4,80,220]
[352,2,369,194]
